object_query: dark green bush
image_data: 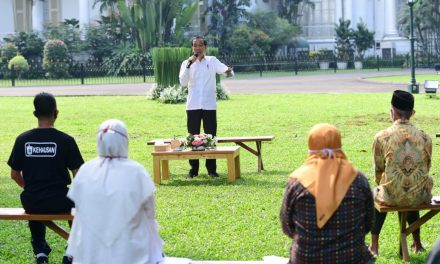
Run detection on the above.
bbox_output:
[3,32,44,60]
[43,19,83,58]
[1,43,18,61]
[84,24,115,62]
[0,43,18,79]
[43,39,70,78]
[102,45,150,76]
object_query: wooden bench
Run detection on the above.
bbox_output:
[375,201,440,262]
[152,146,240,184]
[148,136,274,173]
[0,208,73,240]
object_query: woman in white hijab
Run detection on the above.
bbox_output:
[66,119,164,264]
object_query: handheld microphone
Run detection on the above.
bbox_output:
[186,53,199,68]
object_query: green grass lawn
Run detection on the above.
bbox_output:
[367,74,440,83]
[0,94,439,263]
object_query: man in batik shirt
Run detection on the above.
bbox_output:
[369,90,433,256]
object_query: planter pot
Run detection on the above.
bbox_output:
[319,62,329,70]
[354,61,363,69]
[337,62,347,70]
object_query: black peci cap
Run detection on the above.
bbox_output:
[391,90,414,111]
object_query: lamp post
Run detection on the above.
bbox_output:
[407,0,419,94]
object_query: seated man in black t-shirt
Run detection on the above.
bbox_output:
[7,92,84,264]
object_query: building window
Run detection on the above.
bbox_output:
[300,0,336,39]
[14,0,32,32]
[44,0,60,25]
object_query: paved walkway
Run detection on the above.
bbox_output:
[0,69,433,96]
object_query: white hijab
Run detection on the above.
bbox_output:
[96,119,129,159]
[67,119,163,262]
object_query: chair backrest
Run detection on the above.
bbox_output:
[424,80,439,94]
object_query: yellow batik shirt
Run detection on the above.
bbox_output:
[373,119,433,206]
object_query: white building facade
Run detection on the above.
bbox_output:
[1,0,409,58]
[249,0,410,58]
[0,0,101,38]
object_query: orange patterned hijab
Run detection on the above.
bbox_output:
[289,124,357,229]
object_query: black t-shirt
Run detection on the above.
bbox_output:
[8,128,84,198]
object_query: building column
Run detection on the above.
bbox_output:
[384,0,399,38]
[353,0,367,26]
[343,0,352,22]
[335,0,343,23]
[32,0,44,32]
[79,0,90,27]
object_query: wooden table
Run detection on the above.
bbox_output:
[148,136,273,173]
[152,146,241,184]
[375,202,440,262]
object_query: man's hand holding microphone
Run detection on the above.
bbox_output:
[186,54,198,69]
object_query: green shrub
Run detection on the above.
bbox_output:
[149,84,164,100]
[102,45,150,76]
[8,55,29,78]
[3,32,44,60]
[43,39,70,78]
[1,43,18,62]
[158,85,187,104]
[84,24,115,62]
[150,83,229,104]
[216,83,229,100]
[152,47,191,88]
[0,43,18,78]
[43,19,83,58]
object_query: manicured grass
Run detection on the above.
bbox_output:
[367,74,440,83]
[0,94,439,263]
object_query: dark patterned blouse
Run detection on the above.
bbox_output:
[280,172,374,264]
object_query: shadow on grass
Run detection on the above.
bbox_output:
[158,170,290,188]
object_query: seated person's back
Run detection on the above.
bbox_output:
[280,123,374,264]
[66,119,164,264]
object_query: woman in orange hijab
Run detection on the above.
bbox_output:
[280,124,374,264]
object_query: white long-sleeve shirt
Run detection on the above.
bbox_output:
[179,56,231,110]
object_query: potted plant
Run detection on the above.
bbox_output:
[352,20,375,70]
[318,48,330,70]
[334,18,354,70]
[309,50,320,65]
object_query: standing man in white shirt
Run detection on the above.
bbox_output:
[179,36,234,178]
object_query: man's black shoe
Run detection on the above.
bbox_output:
[62,255,73,264]
[208,172,219,178]
[36,256,48,264]
[188,170,198,178]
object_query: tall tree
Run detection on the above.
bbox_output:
[398,0,440,59]
[93,0,118,14]
[334,18,354,61]
[352,20,374,60]
[93,0,197,50]
[277,0,315,25]
[249,10,299,53]
[206,0,250,52]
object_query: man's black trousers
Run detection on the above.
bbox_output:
[186,109,217,175]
